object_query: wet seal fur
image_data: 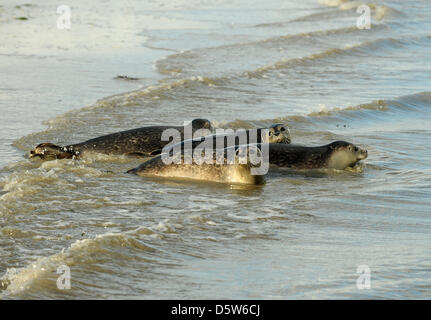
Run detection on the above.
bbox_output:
[29,119,212,160]
[151,123,291,156]
[127,140,366,185]
[127,146,265,185]
[263,141,368,170]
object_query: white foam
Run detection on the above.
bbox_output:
[318,0,350,7]
[319,0,389,20]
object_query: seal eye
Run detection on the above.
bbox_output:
[354,147,358,152]
[268,131,273,137]
[280,127,286,132]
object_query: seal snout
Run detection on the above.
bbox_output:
[356,146,368,160]
[29,142,74,160]
[29,143,48,158]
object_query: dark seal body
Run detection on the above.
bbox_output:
[153,123,291,156]
[265,141,368,170]
[30,119,212,160]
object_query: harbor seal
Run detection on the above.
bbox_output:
[29,119,212,160]
[127,146,265,185]
[260,141,368,170]
[151,123,291,156]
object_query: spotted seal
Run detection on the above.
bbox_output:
[29,119,212,160]
[261,141,368,170]
[151,123,291,156]
[127,146,265,185]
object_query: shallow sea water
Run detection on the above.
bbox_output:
[1,0,431,299]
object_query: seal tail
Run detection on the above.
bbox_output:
[30,143,76,160]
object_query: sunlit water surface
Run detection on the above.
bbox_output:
[1,0,430,299]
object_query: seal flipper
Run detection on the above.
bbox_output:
[30,143,77,160]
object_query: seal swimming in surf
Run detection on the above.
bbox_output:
[127,145,266,185]
[261,141,368,170]
[29,119,212,160]
[151,123,291,156]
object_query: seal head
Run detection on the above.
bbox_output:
[326,141,368,170]
[191,118,213,132]
[30,143,77,160]
[266,123,291,144]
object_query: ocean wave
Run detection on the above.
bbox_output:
[215,92,431,145]
[256,0,399,27]
[0,210,217,297]
[0,232,154,296]
[318,0,400,21]
[155,24,388,77]
[244,35,427,78]
[286,92,431,124]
